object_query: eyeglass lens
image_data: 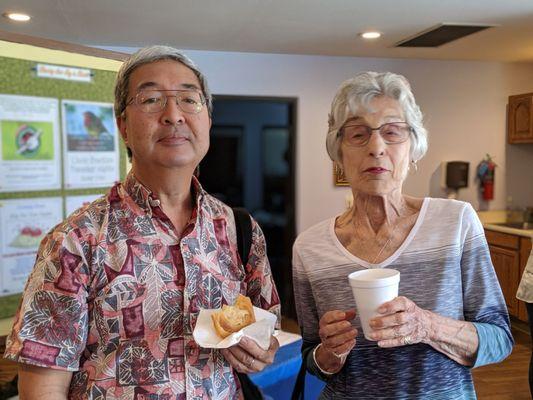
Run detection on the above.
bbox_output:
[136,90,204,114]
[342,122,410,146]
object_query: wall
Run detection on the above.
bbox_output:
[108,47,533,233]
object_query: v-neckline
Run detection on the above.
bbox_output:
[330,197,430,268]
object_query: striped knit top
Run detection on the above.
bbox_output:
[292,198,513,399]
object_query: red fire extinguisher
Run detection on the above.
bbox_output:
[476,154,496,200]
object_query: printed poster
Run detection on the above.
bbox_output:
[0,94,61,192]
[62,100,119,189]
[65,193,102,216]
[0,197,63,296]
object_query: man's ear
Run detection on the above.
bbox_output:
[116,115,128,145]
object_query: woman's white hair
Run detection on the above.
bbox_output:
[326,71,428,163]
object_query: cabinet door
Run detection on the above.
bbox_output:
[518,238,533,321]
[489,245,520,317]
[508,94,533,144]
[485,229,519,249]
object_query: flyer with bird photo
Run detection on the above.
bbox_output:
[61,100,120,189]
[63,101,116,152]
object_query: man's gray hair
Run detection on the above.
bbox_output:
[326,71,428,163]
[114,45,213,117]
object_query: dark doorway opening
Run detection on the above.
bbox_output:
[200,96,297,320]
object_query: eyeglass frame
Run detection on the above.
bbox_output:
[124,89,207,115]
[338,121,413,147]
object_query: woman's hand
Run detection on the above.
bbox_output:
[368,296,432,347]
[221,335,279,374]
[368,296,480,366]
[316,309,358,373]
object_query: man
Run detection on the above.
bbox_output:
[5,45,280,399]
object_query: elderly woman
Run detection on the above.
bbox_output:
[292,71,513,399]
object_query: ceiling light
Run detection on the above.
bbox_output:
[360,31,381,40]
[3,12,31,22]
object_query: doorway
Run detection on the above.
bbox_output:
[200,96,297,319]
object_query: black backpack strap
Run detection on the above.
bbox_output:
[231,207,263,400]
[291,359,307,400]
[232,207,253,266]
[237,371,264,400]
[291,339,312,400]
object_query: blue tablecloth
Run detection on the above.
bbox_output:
[249,339,325,400]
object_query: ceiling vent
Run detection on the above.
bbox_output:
[395,23,494,47]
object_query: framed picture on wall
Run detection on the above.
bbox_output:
[333,163,349,186]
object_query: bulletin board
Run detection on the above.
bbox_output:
[0,38,126,318]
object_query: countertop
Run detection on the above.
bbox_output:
[483,223,533,238]
[478,210,533,238]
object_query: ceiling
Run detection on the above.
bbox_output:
[2,0,533,62]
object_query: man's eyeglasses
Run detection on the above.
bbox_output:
[340,122,412,147]
[126,89,206,114]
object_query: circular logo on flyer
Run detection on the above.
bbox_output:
[16,124,42,157]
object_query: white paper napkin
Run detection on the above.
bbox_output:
[193,306,277,350]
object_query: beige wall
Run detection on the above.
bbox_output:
[110,47,533,232]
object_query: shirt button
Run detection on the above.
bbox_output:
[149,198,161,207]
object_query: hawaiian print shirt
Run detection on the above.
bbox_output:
[5,173,280,399]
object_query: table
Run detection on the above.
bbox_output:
[250,338,325,399]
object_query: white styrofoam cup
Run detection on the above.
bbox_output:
[348,268,400,340]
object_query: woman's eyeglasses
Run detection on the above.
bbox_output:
[340,122,412,147]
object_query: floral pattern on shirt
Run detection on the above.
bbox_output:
[5,173,280,399]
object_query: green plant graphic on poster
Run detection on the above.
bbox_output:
[1,120,54,160]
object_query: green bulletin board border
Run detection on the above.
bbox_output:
[0,55,126,319]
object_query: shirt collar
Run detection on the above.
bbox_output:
[123,171,205,214]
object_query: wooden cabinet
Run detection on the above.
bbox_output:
[485,229,519,249]
[518,237,533,321]
[490,245,520,316]
[508,92,533,144]
[485,229,532,321]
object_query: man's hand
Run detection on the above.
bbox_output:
[220,335,279,373]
